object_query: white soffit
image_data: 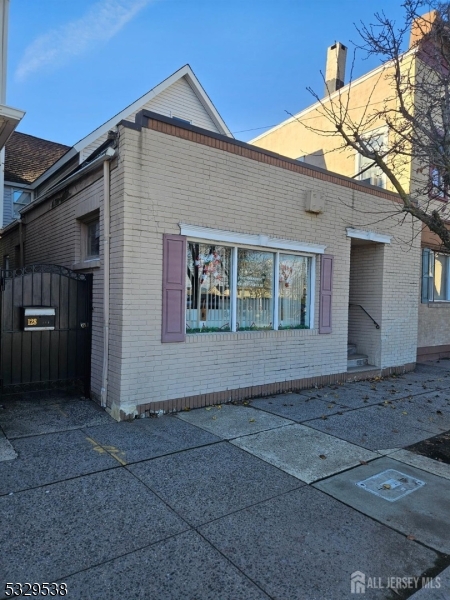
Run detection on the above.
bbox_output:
[180,223,327,254]
[0,104,25,149]
[346,228,391,244]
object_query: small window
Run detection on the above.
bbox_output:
[357,132,386,188]
[172,116,192,125]
[422,249,450,302]
[12,189,32,219]
[86,219,100,259]
[434,253,450,300]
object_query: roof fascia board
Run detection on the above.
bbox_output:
[21,147,116,215]
[250,47,418,144]
[32,65,231,189]
[0,104,25,121]
[30,147,78,190]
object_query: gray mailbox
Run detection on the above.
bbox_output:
[23,307,56,331]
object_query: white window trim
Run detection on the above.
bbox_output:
[185,233,318,333]
[180,223,327,254]
[11,187,33,219]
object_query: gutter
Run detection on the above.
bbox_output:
[20,146,116,216]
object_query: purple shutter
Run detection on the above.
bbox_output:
[319,254,333,334]
[162,234,187,343]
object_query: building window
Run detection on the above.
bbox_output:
[86,219,100,259]
[430,165,448,199]
[278,254,310,329]
[357,132,386,188]
[186,240,312,333]
[172,116,192,125]
[186,243,232,333]
[422,248,450,302]
[12,189,32,219]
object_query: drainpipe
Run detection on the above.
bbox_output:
[100,148,115,408]
[18,219,24,267]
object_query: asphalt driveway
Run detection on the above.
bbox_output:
[1,364,450,599]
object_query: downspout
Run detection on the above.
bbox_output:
[100,149,115,408]
[18,219,23,267]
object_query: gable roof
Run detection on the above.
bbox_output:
[32,64,232,190]
[5,131,70,185]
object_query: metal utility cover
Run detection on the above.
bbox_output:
[356,469,425,502]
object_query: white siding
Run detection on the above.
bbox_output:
[3,185,12,226]
[79,76,220,162]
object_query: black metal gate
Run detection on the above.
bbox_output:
[0,264,92,397]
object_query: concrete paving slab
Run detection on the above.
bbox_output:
[0,429,118,495]
[390,397,450,434]
[297,383,384,409]
[0,469,187,587]
[0,431,16,461]
[407,389,450,408]
[307,405,436,451]
[410,565,450,599]
[83,415,220,464]
[250,392,351,421]
[129,442,303,527]
[199,486,439,600]
[176,404,292,439]
[230,424,377,483]
[62,530,270,600]
[388,449,450,481]
[350,378,443,400]
[314,456,450,554]
[0,399,113,439]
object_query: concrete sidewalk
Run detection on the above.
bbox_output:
[1,364,450,599]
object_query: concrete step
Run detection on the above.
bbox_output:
[347,353,368,368]
[347,343,357,356]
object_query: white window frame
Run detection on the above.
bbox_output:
[181,225,324,333]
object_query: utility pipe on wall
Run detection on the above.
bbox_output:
[100,151,114,408]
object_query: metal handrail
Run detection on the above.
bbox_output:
[349,303,380,329]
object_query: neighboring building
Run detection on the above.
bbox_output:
[2,132,70,227]
[0,109,421,420]
[250,13,450,362]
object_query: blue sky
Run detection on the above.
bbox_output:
[7,0,409,145]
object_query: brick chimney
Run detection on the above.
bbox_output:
[324,42,347,96]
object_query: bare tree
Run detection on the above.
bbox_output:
[305,1,450,250]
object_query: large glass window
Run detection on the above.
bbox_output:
[186,243,232,333]
[186,240,313,333]
[237,249,273,330]
[278,254,309,329]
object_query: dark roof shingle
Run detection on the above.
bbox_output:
[5,132,70,185]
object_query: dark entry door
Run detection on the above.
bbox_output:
[0,264,92,397]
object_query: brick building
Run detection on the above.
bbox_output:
[0,109,421,420]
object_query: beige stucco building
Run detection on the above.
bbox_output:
[250,15,450,362]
